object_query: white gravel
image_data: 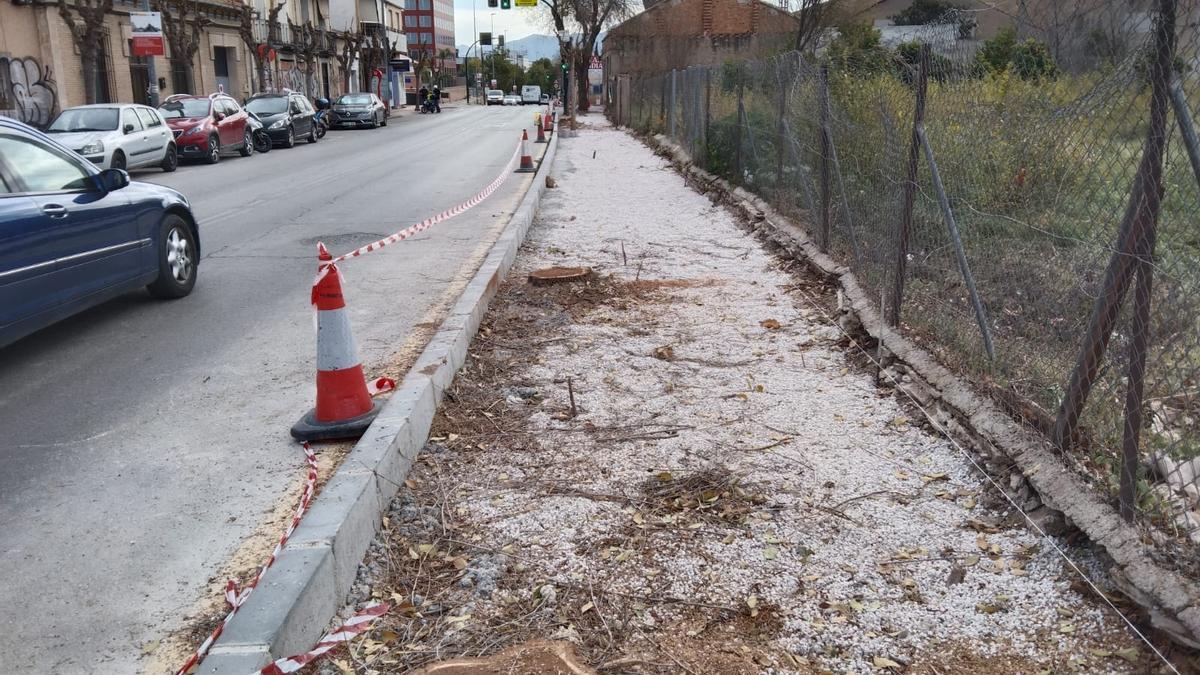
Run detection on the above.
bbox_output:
[382,116,1149,672]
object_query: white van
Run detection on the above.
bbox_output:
[521,85,542,105]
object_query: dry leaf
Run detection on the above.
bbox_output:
[580,602,594,614]
[760,319,781,330]
[1115,648,1140,663]
[764,546,779,560]
[872,656,903,669]
[653,345,675,360]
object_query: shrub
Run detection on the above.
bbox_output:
[975,26,1058,80]
[828,22,893,76]
[895,41,956,84]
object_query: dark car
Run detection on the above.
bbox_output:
[331,93,388,129]
[244,92,318,147]
[0,117,199,349]
[159,93,252,164]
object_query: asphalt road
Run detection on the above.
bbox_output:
[0,103,544,673]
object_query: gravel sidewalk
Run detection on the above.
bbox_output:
[333,115,1163,674]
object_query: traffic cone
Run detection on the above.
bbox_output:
[516,130,535,173]
[291,244,383,441]
[534,117,547,144]
[543,108,553,135]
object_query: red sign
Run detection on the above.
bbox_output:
[131,35,164,57]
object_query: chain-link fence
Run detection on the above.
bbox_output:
[611,0,1200,577]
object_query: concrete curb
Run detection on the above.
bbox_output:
[197,128,561,673]
[641,131,1200,650]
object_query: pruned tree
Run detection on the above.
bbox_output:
[290,19,323,96]
[57,0,114,104]
[539,0,635,114]
[332,29,366,94]
[236,0,287,93]
[155,0,211,93]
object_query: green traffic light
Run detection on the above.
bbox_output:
[500,0,510,7]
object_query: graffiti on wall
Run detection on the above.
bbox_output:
[279,61,318,97]
[0,56,58,128]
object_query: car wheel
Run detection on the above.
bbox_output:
[161,145,178,172]
[381,114,388,127]
[370,114,378,129]
[239,129,254,157]
[147,214,198,299]
[205,136,220,164]
[110,150,126,171]
[308,123,318,143]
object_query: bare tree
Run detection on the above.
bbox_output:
[332,29,365,94]
[793,0,845,53]
[540,0,635,113]
[290,19,323,96]
[155,0,211,93]
[237,0,287,93]
[57,0,114,104]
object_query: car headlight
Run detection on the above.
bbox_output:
[79,140,104,155]
[269,119,287,129]
[184,125,204,136]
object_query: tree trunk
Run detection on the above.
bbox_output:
[574,57,589,112]
[81,49,99,103]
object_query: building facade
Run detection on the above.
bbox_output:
[402,0,454,84]
[0,0,406,129]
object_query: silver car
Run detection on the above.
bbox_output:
[45,103,178,172]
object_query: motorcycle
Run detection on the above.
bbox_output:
[420,96,439,114]
[313,97,331,138]
[245,111,272,154]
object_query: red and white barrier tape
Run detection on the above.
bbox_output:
[330,141,523,264]
[253,601,389,675]
[173,443,320,675]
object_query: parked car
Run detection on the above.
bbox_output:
[244,92,318,147]
[486,89,504,106]
[159,93,252,164]
[521,85,541,105]
[331,93,388,129]
[0,117,200,349]
[503,94,521,106]
[45,104,177,173]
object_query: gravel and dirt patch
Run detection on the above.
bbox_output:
[319,117,1180,673]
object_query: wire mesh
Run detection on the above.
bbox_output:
[610,0,1200,578]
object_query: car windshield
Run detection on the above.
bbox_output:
[489,90,503,96]
[159,99,211,119]
[337,94,372,105]
[245,97,288,114]
[46,107,119,133]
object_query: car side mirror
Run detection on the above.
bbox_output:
[95,168,130,193]
[214,112,225,121]
[124,123,136,134]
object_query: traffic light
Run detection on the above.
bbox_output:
[487,0,497,6]
[480,32,492,45]
[498,35,505,47]
[560,61,568,73]
[500,0,510,8]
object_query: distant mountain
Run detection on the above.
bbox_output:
[457,32,606,63]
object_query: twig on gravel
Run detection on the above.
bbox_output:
[830,489,924,512]
[555,582,739,614]
[636,628,700,675]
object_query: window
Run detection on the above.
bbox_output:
[135,107,161,128]
[121,108,143,133]
[418,0,430,9]
[418,15,430,26]
[420,33,432,44]
[0,134,92,193]
[404,0,416,8]
[224,98,241,113]
[405,15,416,26]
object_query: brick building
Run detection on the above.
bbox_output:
[402,0,455,82]
[602,0,800,78]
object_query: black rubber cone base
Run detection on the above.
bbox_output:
[290,400,383,442]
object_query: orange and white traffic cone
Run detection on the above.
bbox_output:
[291,243,383,441]
[543,108,553,135]
[516,130,535,173]
[534,116,547,144]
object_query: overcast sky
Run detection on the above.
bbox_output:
[452,0,547,45]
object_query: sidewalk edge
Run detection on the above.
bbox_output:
[197,126,561,673]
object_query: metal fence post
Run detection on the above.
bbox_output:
[917,126,996,360]
[704,68,712,168]
[889,44,929,328]
[819,64,831,252]
[735,81,745,180]
[1051,0,1176,451]
[669,68,677,138]
[776,67,787,206]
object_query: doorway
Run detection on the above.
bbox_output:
[214,46,232,94]
[128,43,150,105]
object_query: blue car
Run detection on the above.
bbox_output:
[0,117,199,349]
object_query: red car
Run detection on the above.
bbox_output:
[159,93,253,164]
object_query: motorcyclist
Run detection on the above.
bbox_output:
[418,86,429,112]
[431,85,441,113]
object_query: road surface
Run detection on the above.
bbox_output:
[0,103,544,673]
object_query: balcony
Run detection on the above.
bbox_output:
[252,18,335,53]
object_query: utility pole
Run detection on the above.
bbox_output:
[471,0,477,103]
